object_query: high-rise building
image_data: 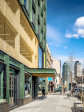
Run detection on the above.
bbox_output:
[74,61,82,78]
[62,62,73,90]
[0,0,56,111]
[62,61,75,85]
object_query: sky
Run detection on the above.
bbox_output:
[47,0,84,67]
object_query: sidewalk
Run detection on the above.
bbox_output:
[10,94,81,112]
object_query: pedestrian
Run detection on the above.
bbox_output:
[64,87,65,93]
[60,87,62,94]
[42,87,45,97]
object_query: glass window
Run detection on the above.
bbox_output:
[0,63,6,103]
[39,46,44,68]
[24,0,26,7]
[41,1,43,7]
[24,0,29,13]
[26,0,29,12]
[25,73,31,97]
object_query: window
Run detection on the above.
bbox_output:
[32,11,35,27]
[38,0,40,6]
[26,0,29,12]
[41,0,43,7]
[38,16,40,36]
[24,0,29,12]
[24,0,26,7]
[41,28,43,43]
[25,73,31,97]
[39,46,44,68]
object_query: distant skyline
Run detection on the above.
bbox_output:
[47,0,84,65]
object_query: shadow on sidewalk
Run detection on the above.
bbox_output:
[37,96,47,100]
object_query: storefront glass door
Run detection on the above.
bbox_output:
[9,69,17,107]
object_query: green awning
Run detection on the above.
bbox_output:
[28,68,57,78]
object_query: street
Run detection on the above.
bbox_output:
[10,94,81,112]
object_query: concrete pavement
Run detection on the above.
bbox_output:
[10,94,81,112]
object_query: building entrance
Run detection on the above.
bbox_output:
[32,76,38,100]
[9,68,19,108]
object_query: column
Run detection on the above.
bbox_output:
[4,55,9,102]
[20,64,24,99]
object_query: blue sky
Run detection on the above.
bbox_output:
[47,0,84,65]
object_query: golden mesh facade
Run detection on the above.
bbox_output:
[0,0,38,68]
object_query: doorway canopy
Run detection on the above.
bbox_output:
[28,68,57,78]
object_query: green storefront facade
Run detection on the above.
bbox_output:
[0,51,56,111]
[0,51,33,105]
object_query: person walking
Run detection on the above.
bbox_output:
[42,87,45,97]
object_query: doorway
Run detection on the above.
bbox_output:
[9,68,19,107]
[32,76,38,100]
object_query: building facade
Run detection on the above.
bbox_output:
[0,0,56,111]
[74,61,82,78]
[62,61,75,90]
[74,61,82,88]
[46,43,51,68]
[51,57,61,89]
[62,62,71,89]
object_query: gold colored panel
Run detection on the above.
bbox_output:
[5,0,18,13]
[20,36,34,62]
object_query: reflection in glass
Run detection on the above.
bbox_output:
[25,73,31,97]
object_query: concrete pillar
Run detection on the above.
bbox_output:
[20,64,24,99]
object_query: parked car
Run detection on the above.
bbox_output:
[73,88,81,98]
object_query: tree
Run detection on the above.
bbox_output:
[68,51,74,96]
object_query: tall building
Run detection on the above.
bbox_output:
[0,0,56,111]
[74,61,82,78]
[51,57,61,89]
[62,62,71,89]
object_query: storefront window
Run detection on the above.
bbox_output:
[25,73,31,97]
[0,63,6,103]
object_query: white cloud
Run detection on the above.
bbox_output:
[65,34,79,39]
[75,16,84,28]
[65,16,84,39]
[77,29,84,38]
